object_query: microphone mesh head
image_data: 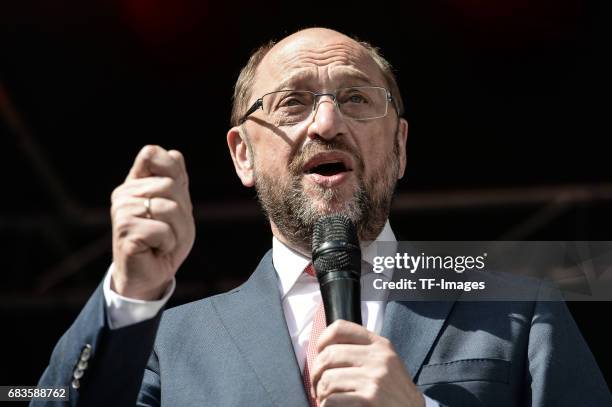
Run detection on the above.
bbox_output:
[312,214,360,274]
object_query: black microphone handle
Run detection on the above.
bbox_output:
[318,271,362,326]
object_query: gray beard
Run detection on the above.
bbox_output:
[254,138,399,253]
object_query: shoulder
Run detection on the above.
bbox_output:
[158,283,242,332]
[155,249,274,341]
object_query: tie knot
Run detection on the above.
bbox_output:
[304,263,316,277]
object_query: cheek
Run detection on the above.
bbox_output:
[353,123,396,172]
[362,148,388,180]
[253,143,292,177]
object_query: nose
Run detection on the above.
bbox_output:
[306,95,348,141]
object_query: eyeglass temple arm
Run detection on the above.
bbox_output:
[239,99,263,124]
[387,91,400,116]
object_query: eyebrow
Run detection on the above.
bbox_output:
[270,67,375,93]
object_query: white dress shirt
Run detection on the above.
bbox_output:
[103,221,439,407]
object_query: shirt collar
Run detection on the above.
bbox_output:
[272,220,397,298]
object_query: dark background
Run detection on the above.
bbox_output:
[1,0,610,392]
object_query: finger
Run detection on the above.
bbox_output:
[147,197,194,247]
[114,216,177,255]
[115,196,192,244]
[310,344,368,393]
[113,195,186,222]
[112,177,183,203]
[320,391,365,407]
[316,367,364,403]
[317,320,373,353]
[168,149,189,187]
[126,145,184,182]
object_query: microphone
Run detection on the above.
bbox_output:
[312,214,362,325]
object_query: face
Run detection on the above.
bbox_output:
[228,28,408,254]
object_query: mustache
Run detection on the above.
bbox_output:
[288,139,363,176]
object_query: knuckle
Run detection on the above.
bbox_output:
[112,194,130,208]
[318,371,331,394]
[169,149,184,161]
[379,336,392,347]
[161,221,173,235]
[336,319,355,334]
[113,215,132,234]
[141,144,159,158]
[373,366,388,382]
[380,350,394,365]
[327,320,342,336]
[158,223,175,244]
[170,159,182,173]
[120,239,141,256]
[111,196,134,219]
[110,185,124,202]
[165,199,180,213]
[127,232,147,247]
[363,383,379,402]
[159,176,175,191]
[317,348,331,367]
[335,319,349,329]
[379,358,396,375]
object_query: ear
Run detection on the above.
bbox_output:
[396,118,409,179]
[227,126,255,187]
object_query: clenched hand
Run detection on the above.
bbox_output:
[110,145,195,300]
[311,320,425,407]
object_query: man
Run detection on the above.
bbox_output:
[34,28,610,406]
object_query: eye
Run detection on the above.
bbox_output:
[278,92,309,107]
[348,94,367,103]
[341,90,369,104]
[281,98,304,107]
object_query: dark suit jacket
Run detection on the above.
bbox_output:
[33,250,611,406]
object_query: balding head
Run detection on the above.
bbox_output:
[230,27,404,126]
[266,27,357,60]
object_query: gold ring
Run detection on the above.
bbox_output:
[144,197,153,219]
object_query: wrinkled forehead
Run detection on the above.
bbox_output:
[252,34,385,99]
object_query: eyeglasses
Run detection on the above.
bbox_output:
[239,86,395,126]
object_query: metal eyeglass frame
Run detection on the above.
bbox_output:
[238,86,397,125]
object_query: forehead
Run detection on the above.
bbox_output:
[254,32,384,96]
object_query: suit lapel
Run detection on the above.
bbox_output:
[381,300,456,380]
[212,251,309,407]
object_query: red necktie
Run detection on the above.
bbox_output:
[303,264,326,407]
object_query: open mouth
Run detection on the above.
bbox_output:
[302,153,353,186]
[306,161,349,176]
